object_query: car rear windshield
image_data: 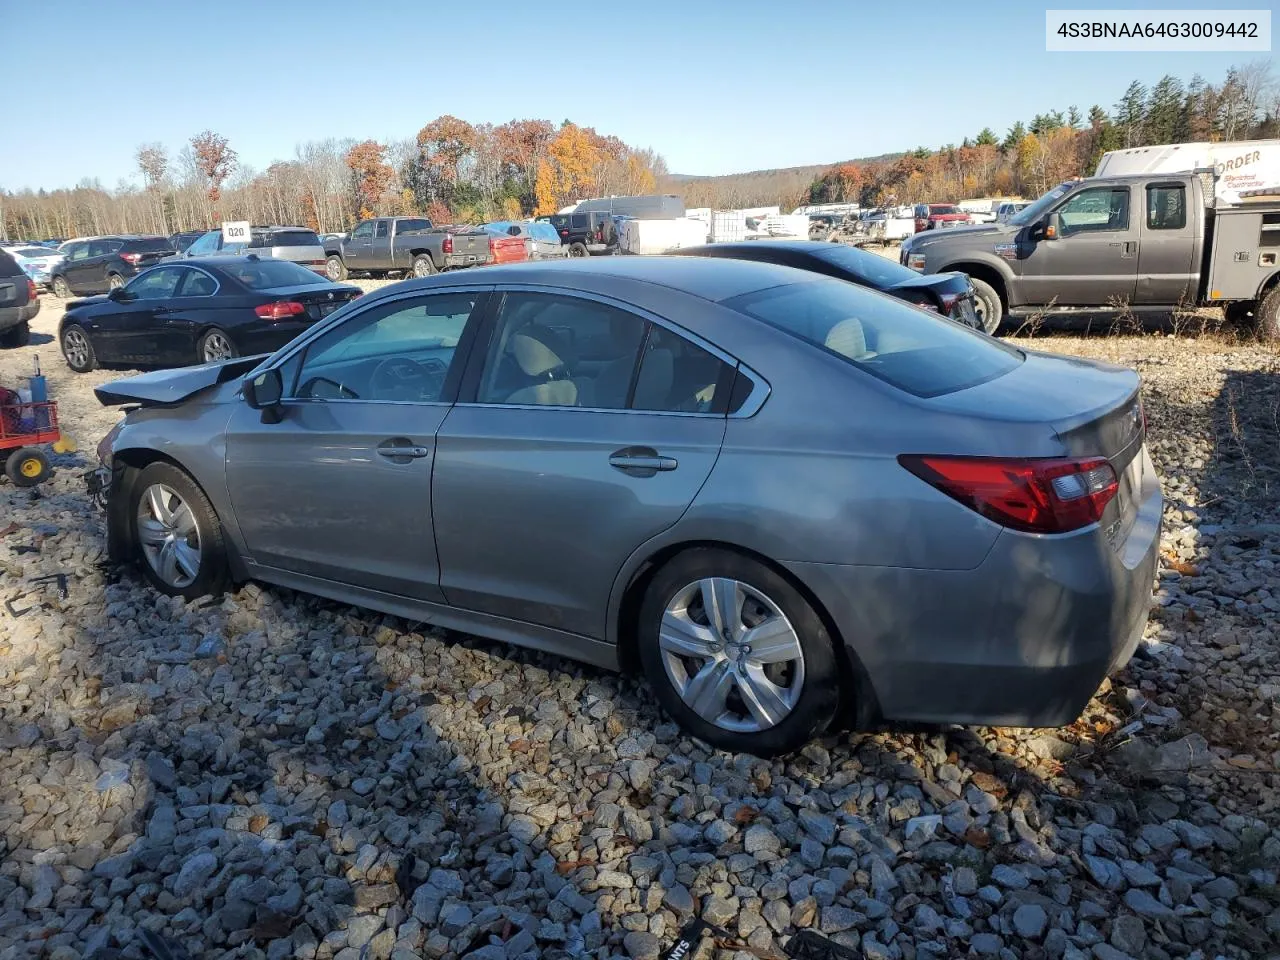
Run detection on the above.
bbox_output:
[0,250,23,278]
[127,237,176,253]
[228,259,328,289]
[814,244,920,286]
[725,278,1022,398]
[251,229,321,248]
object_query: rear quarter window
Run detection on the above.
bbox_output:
[725,278,1022,399]
[0,250,24,278]
[253,229,321,248]
[128,238,176,253]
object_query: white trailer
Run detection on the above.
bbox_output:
[1095,140,1280,205]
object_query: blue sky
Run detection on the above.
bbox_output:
[1,0,1269,191]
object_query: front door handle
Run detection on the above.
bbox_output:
[377,438,431,462]
[609,446,678,477]
[1122,241,1138,258]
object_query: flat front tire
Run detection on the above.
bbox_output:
[129,461,228,599]
[638,548,841,757]
[970,277,1003,334]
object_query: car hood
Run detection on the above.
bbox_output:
[95,355,267,407]
[905,222,1010,250]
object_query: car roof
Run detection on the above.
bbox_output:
[390,255,819,304]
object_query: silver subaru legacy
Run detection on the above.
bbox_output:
[91,257,1162,756]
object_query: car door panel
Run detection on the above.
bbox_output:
[1018,186,1138,306]
[370,221,392,269]
[1135,182,1196,304]
[224,401,448,600]
[433,407,725,638]
[346,223,374,269]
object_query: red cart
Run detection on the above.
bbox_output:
[0,398,59,487]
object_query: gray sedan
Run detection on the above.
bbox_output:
[91,257,1162,756]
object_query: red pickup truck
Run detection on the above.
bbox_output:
[913,204,971,232]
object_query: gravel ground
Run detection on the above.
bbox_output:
[1,282,1279,960]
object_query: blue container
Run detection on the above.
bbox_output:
[27,370,50,430]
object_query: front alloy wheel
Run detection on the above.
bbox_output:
[136,483,201,589]
[660,578,805,732]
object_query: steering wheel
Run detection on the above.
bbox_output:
[371,356,435,401]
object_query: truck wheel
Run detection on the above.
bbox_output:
[412,254,437,278]
[5,447,50,487]
[325,256,347,281]
[0,322,30,349]
[970,278,1003,334]
[1256,288,1280,343]
[568,243,588,258]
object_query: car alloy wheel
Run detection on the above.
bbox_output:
[63,327,92,371]
[136,483,201,589]
[108,274,124,290]
[52,277,70,298]
[659,577,806,733]
[202,331,234,362]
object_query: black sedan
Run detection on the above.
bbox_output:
[671,240,988,332]
[59,256,363,373]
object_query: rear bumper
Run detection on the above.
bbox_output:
[786,446,1163,727]
[0,300,39,331]
[444,253,485,268]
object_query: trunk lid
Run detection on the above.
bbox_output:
[927,351,1146,543]
[447,230,490,265]
[259,283,361,322]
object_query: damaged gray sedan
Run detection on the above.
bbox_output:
[91,257,1162,756]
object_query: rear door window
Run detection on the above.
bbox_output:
[0,250,23,278]
[374,221,389,239]
[725,278,1022,398]
[1145,185,1186,231]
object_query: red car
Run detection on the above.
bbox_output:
[480,225,529,265]
[913,203,971,232]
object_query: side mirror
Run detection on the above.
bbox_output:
[244,367,283,413]
[1043,212,1062,240]
[107,286,129,302]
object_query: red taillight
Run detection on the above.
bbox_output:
[254,301,306,320]
[559,229,569,237]
[120,252,142,264]
[939,293,961,314]
[898,455,1119,534]
[27,279,37,299]
[488,237,497,253]
[442,235,453,254]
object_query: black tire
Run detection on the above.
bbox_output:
[326,255,347,281]
[568,242,588,258]
[5,447,50,487]
[1254,288,1280,343]
[52,276,71,299]
[637,548,841,757]
[0,322,30,349]
[412,254,437,278]
[107,273,125,290]
[61,323,97,372]
[198,328,239,364]
[970,277,1003,334]
[128,461,229,600]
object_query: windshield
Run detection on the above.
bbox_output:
[726,278,1022,398]
[1010,184,1075,227]
[227,259,329,289]
[815,244,919,286]
[930,205,959,215]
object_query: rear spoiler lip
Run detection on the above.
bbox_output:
[94,354,268,408]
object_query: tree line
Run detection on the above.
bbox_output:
[804,61,1279,209]
[0,118,667,241]
[1,60,1277,241]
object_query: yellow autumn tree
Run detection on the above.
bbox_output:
[534,123,607,215]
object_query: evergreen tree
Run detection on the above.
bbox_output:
[1145,75,1185,145]
[1113,80,1148,147]
[975,127,998,146]
[1088,105,1108,130]
[1067,106,1082,129]
[1002,122,1027,152]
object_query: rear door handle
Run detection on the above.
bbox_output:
[377,438,431,462]
[609,446,678,476]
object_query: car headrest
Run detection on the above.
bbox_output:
[824,318,868,360]
[509,332,564,377]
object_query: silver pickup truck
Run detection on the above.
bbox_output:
[323,217,489,280]
[900,171,1280,340]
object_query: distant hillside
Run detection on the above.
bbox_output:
[666,154,903,208]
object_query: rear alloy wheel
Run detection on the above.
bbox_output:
[638,548,840,756]
[1255,288,1280,343]
[568,242,588,258]
[970,277,1003,335]
[131,462,228,599]
[52,276,71,299]
[107,274,125,290]
[199,328,238,363]
[412,254,437,277]
[0,322,30,348]
[4,447,50,487]
[61,324,97,372]
[326,256,347,281]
